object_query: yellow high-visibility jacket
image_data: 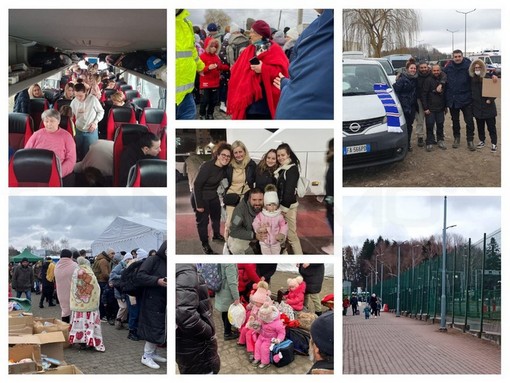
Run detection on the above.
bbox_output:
[176,10,205,106]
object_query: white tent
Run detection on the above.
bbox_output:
[277,263,334,278]
[91,216,166,256]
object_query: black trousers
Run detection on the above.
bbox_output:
[450,104,474,142]
[475,117,497,145]
[191,195,222,244]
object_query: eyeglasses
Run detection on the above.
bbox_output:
[474,66,481,69]
[219,153,231,159]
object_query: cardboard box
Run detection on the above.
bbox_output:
[9,312,34,334]
[9,324,33,335]
[39,365,84,374]
[9,332,65,362]
[33,318,70,348]
[482,78,501,98]
[8,344,42,374]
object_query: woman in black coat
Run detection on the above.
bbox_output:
[136,241,167,369]
[176,264,220,374]
[299,263,325,316]
[394,59,418,151]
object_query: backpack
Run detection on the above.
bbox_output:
[270,339,295,367]
[119,259,146,296]
[285,327,310,355]
[198,264,223,292]
[227,36,250,65]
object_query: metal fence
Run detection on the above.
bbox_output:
[374,230,501,336]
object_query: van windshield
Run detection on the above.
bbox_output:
[343,64,390,96]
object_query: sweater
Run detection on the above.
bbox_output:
[193,159,227,209]
[24,128,77,177]
[70,94,105,132]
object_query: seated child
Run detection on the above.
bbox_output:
[252,302,286,369]
[283,276,306,311]
[237,281,271,361]
[252,185,288,255]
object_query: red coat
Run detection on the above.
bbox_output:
[199,51,229,89]
[238,264,261,293]
[284,281,306,311]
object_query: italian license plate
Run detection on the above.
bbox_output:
[343,144,371,155]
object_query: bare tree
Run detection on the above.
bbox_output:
[60,238,70,251]
[343,9,420,57]
[204,10,232,32]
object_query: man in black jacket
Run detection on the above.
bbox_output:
[119,132,161,186]
[307,311,334,374]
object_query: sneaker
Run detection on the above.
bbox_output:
[452,137,460,148]
[248,353,254,362]
[206,114,214,120]
[426,145,433,152]
[115,320,123,330]
[251,359,261,366]
[219,102,227,113]
[212,234,225,242]
[127,332,140,341]
[100,317,108,323]
[108,318,116,326]
[150,353,167,363]
[202,243,215,255]
[258,363,270,369]
[467,141,476,151]
[199,115,205,120]
[141,356,160,369]
[477,141,485,148]
[417,137,425,147]
[491,144,497,152]
[437,140,447,150]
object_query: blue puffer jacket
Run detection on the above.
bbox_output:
[443,57,472,108]
[275,9,334,120]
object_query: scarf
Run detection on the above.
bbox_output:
[274,158,293,178]
[70,264,100,312]
[227,43,289,119]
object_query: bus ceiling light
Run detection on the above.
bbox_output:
[22,41,37,47]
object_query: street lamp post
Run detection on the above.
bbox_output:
[446,29,458,53]
[440,195,457,332]
[456,9,476,55]
[394,240,408,317]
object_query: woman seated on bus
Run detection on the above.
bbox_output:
[24,109,77,186]
[110,91,127,107]
[28,83,44,99]
[59,83,75,101]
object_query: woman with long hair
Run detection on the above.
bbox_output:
[255,148,277,191]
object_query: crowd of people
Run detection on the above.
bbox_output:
[189,138,333,255]
[394,50,499,153]
[176,9,334,120]
[11,61,165,187]
[9,241,167,370]
[176,263,334,374]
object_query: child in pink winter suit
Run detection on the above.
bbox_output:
[252,301,286,369]
[283,275,306,311]
[237,281,271,361]
[252,185,288,255]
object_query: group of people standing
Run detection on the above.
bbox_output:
[394,49,499,153]
[191,140,305,255]
[176,9,334,120]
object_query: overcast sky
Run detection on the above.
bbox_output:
[186,9,320,32]
[9,196,167,251]
[343,196,501,246]
[416,9,500,54]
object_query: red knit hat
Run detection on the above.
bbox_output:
[252,20,272,39]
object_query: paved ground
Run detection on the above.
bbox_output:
[343,307,501,374]
[176,268,334,374]
[194,104,231,120]
[28,299,167,374]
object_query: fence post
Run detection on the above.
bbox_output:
[478,233,487,338]
[451,246,456,326]
[463,239,471,332]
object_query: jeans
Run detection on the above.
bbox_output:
[16,290,31,301]
[75,129,98,161]
[127,296,140,332]
[176,92,196,120]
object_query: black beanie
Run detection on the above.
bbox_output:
[60,249,73,258]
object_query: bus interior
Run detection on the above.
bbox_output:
[8,9,167,187]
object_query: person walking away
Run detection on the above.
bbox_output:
[136,241,167,369]
[69,256,105,351]
[11,258,34,301]
[39,256,56,308]
[299,263,325,316]
[469,59,498,152]
[54,249,78,323]
[176,264,220,374]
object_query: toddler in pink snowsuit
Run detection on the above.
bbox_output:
[252,301,286,369]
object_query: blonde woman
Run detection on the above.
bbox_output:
[223,140,256,239]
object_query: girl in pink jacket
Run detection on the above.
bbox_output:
[283,276,306,311]
[252,302,286,369]
[252,185,288,254]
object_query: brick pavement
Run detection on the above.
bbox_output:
[343,308,500,374]
[30,301,167,374]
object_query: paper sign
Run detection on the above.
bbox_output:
[482,78,501,98]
